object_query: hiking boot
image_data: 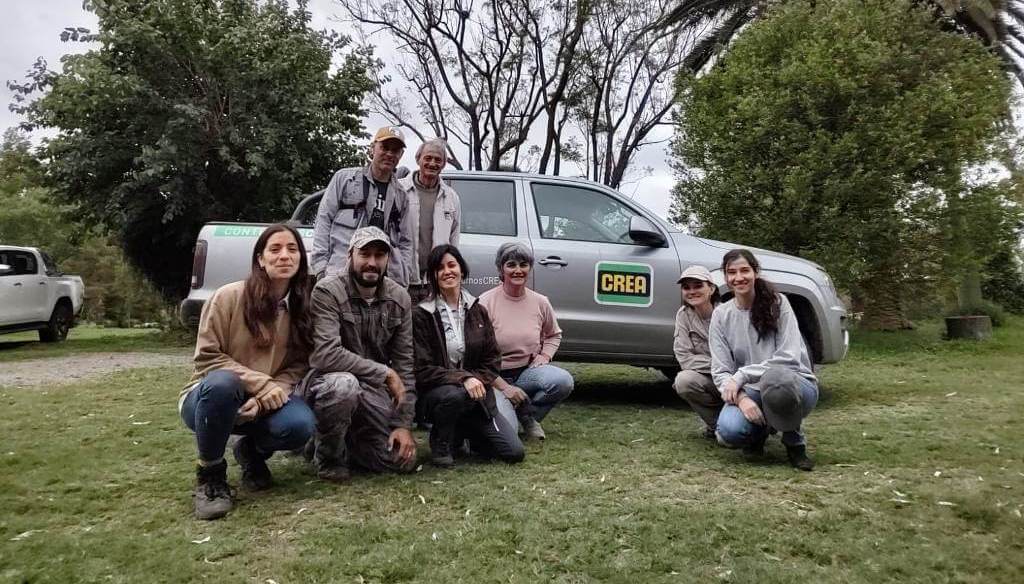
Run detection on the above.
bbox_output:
[317,464,352,483]
[786,444,815,471]
[193,460,234,520]
[429,427,456,469]
[741,436,767,461]
[520,416,546,441]
[233,436,273,491]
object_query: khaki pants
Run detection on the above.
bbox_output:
[673,370,724,429]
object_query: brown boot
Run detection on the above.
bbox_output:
[193,460,234,520]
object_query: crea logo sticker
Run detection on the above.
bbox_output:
[594,261,653,307]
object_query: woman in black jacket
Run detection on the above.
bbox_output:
[413,244,525,468]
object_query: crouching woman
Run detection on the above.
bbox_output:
[179,223,316,519]
[710,249,819,470]
[413,244,525,468]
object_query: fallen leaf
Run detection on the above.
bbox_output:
[431,532,439,541]
[296,508,308,515]
[191,536,211,544]
[630,438,645,443]
[465,508,471,517]
[937,501,956,507]
[1013,509,1022,518]
[418,494,426,505]
[10,530,38,542]
[945,392,957,397]
[266,580,279,584]
[994,447,1000,454]
[933,471,942,477]
[834,463,857,467]
[203,557,219,565]
[889,498,911,505]
[131,421,151,426]
[600,475,606,482]
[514,550,523,555]
[892,489,908,498]
[764,554,782,562]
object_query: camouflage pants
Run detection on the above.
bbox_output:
[299,372,415,473]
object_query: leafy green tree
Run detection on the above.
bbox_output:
[11,0,374,298]
[671,0,1011,329]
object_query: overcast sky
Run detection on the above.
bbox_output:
[2,0,678,219]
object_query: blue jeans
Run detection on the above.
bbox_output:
[180,370,315,463]
[500,364,574,422]
[716,375,818,447]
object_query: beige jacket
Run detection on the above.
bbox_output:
[673,304,714,375]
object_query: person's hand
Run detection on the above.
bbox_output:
[721,378,740,404]
[463,377,486,401]
[385,368,406,410]
[388,428,417,466]
[737,394,765,426]
[502,385,528,406]
[257,384,288,412]
[237,398,260,423]
[529,355,550,368]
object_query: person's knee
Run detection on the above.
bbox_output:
[318,372,361,407]
[500,442,525,464]
[673,370,707,398]
[715,409,749,447]
[269,401,316,450]
[540,366,574,400]
[200,370,246,403]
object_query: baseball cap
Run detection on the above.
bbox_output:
[348,226,392,253]
[371,126,406,147]
[676,265,714,284]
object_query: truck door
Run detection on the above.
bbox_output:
[443,177,528,297]
[525,181,680,364]
[0,251,46,325]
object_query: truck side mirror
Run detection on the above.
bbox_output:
[0,264,12,276]
[628,216,667,247]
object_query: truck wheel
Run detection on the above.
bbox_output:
[39,303,73,343]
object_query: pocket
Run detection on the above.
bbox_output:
[334,208,361,229]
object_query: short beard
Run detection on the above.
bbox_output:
[350,265,382,288]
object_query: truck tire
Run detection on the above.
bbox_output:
[39,302,73,343]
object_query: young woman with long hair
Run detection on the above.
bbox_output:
[709,249,819,470]
[179,223,316,519]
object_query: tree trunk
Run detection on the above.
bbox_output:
[858,277,912,331]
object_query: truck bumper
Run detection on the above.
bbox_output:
[179,298,205,329]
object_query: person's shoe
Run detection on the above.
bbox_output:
[699,425,717,440]
[521,417,546,441]
[786,444,815,471]
[233,436,273,491]
[741,437,767,461]
[429,428,456,469]
[193,460,234,520]
[317,464,352,483]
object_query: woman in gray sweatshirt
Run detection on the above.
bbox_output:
[709,249,818,470]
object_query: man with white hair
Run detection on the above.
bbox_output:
[399,138,462,304]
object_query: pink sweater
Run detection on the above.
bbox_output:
[479,286,562,370]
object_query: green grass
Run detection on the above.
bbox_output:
[1,319,1023,583]
[0,325,189,363]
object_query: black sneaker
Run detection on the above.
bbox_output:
[429,427,455,469]
[742,437,767,461]
[786,444,815,471]
[194,460,234,520]
[233,436,273,491]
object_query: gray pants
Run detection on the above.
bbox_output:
[673,370,724,429]
[299,372,415,473]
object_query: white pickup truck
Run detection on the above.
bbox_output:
[0,245,85,342]
[180,171,848,377]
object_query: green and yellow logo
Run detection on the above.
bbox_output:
[594,261,653,307]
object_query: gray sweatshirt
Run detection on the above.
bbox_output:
[709,293,816,394]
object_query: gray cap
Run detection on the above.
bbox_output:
[348,226,392,252]
[676,265,714,284]
[760,367,808,432]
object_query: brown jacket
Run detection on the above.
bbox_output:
[412,293,501,417]
[673,304,715,375]
[309,272,416,428]
[182,281,308,401]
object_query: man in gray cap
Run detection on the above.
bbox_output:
[300,226,418,481]
[311,126,414,285]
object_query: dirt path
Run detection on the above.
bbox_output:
[0,352,191,388]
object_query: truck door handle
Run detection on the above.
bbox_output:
[39,281,47,285]
[538,257,568,267]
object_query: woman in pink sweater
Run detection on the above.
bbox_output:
[479,242,574,440]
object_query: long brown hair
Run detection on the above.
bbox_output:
[722,249,779,342]
[243,223,313,351]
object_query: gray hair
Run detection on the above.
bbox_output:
[495,241,534,278]
[415,138,448,161]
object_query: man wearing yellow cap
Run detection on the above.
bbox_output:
[312,127,413,285]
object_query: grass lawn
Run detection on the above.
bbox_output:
[1,319,1022,583]
[0,325,189,363]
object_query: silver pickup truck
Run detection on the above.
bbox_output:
[181,171,848,375]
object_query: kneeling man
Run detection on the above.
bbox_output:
[302,226,418,481]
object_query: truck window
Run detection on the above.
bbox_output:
[531,183,638,244]
[0,251,38,275]
[41,252,60,276]
[445,179,516,236]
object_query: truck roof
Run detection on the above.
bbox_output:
[0,245,40,253]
